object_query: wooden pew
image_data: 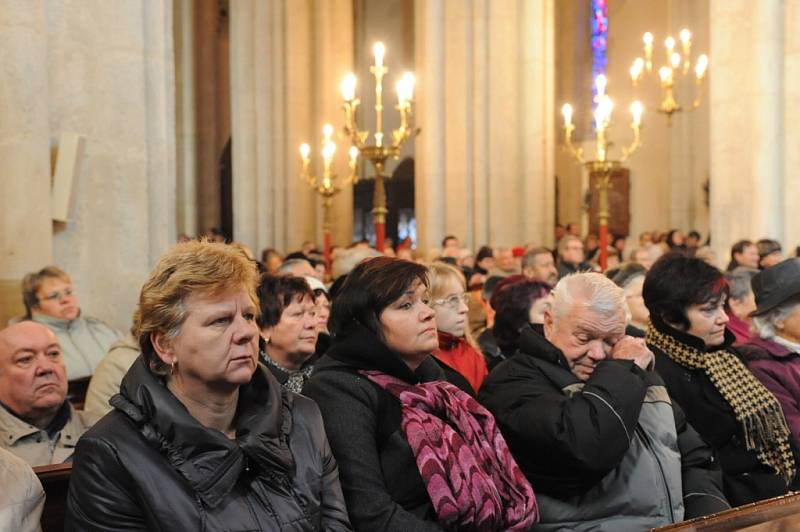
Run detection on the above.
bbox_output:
[34,462,73,532]
[653,492,800,531]
[67,376,91,410]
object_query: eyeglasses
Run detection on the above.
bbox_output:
[40,288,74,302]
[431,293,470,309]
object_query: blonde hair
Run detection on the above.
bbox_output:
[22,266,71,318]
[134,240,260,376]
[427,262,478,348]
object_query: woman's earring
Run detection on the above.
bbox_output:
[170,360,177,375]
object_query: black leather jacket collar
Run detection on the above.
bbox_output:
[110,357,294,508]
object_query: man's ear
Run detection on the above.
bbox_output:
[543,310,554,338]
[150,331,175,365]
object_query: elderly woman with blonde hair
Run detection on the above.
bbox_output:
[66,240,351,531]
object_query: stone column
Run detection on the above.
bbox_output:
[47,0,177,331]
[230,0,353,255]
[414,0,556,251]
[710,0,786,260]
[0,1,52,325]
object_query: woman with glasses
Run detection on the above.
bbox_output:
[427,262,488,393]
[22,266,121,380]
[303,257,538,531]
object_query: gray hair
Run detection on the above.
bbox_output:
[725,267,758,302]
[752,296,800,339]
[278,258,312,274]
[551,272,626,323]
[331,247,382,280]
[522,247,552,270]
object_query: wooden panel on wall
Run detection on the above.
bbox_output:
[588,167,630,238]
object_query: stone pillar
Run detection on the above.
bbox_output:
[174,0,197,237]
[47,0,177,331]
[414,0,556,251]
[0,0,52,325]
[710,0,787,260]
[230,0,353,255]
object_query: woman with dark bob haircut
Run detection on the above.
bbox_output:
[303,256,538,531]
[66,240,351,531]
[482,276,552,370]
[643,253,799,506]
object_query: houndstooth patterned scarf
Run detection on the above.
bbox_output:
[647,323,796,483]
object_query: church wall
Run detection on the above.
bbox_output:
[44,0,176,332]
[230,0,354,256]
[414,0,556,252]
[555,0,710,247]
[709,0,800,263]
[0,1,53,325]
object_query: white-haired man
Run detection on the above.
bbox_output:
[479,272,729,531]
[0,321,95,466]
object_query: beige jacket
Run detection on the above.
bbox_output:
[32,313,122,379]
[0,447,44,532]
[0,402,95,466]
[84,333,140,417]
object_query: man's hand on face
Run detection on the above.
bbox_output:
[610,336,654,371]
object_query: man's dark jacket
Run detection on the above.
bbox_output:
[479,327,728,530]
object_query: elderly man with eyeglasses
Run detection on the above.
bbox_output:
[22,266,121,380]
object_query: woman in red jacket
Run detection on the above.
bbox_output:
[428,262,489,392]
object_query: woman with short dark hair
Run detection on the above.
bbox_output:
[643,253,799,506]
[481,276,552,370]
[303,256,537,531]
[256,274,318,392]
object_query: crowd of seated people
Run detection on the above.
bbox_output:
[4,227,800,531]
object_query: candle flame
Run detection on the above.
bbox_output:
[299,143,310,160]
[340,73,357,101]
[373,42,385,68]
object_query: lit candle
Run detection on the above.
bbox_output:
[665,36,675,59]
[322,141,336,176]
[695,54,709,79]
[643,32,654,69]
[659,66,673,86]
[340,73,357,102]
[373,42,385,68]
[630,101,643,126]
[396,79,407,105]
[561,103,573,128]
[630,57,644,83]
[679,28,692,56]
[670,52,681,70]
[322,123,334,143]
[299,143,310,161]
[349,145,359,163]
[595,74,607,98]
[402,72,415,100]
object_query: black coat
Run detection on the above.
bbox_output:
[65,357,352,531]
[479,327,728,520]
[647,315,798,506]
[302,323,472,532]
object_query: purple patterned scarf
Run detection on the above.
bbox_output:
[360,370,538,531]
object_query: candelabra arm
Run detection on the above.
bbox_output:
[692,78,707,109]
[620,125,642,163]
[562,124,585,164]
[343,99,369,148]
